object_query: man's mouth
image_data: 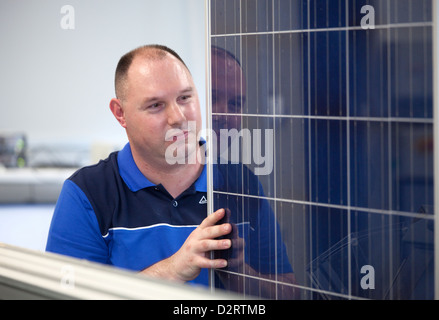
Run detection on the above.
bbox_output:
[165,129,189,142]
[173,131,189,142]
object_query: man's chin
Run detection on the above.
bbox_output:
[164,142,201,165]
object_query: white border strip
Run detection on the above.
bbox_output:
[102,223,199,238]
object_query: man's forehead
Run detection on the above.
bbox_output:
[212,55,244,82]
[130,53,185,76]
[212,59,246,93]
[123,54,195,101]
[213,53,240,70]
[126,54,193,92]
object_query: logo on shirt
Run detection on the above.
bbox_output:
[199,196,207,205]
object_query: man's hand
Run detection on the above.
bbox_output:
[140,208,232,283]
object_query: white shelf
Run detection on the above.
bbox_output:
[0,168,76,203]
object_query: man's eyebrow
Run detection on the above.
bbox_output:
[141,96,160,105]
[180,87,194,94]
[140,87,195,105]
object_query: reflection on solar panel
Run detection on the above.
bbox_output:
[207,0,435,300]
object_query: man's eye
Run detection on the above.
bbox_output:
[179,95,191,103]
[146,103,163,111]
[228,100,242,112]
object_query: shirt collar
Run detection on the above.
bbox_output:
[117,143,207,193]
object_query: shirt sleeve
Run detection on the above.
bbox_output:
[45,179,109,264]
[244,177,293,275]
[255,196,294,274]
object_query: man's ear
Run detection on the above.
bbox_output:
[109,98,127,128]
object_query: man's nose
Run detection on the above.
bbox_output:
[167,102,186,126]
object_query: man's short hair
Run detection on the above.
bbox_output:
[211,45,241,67]
[114,44,189,101]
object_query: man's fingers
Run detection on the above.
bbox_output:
[198,208,232,239]
[201,223,231,240]
[199,238,231,252]
[199,208,226,228]
[196,256,228,269]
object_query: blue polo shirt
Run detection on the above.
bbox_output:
[46,143,292,286]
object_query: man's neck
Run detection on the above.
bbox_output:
[132,148,204,199]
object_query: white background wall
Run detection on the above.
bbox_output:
[0,0,206,151]
[0,0,206,251]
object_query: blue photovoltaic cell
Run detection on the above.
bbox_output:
[209,0,434,300]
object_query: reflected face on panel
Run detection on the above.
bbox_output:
[211,47,247,133]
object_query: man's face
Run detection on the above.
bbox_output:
[211,52,246,133]
[120,54,202,165]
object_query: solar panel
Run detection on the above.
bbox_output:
[207,0,435,300]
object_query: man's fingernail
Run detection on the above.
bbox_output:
[223,239,231,248]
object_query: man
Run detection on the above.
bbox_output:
[46,45,296,297]
[46,45,231,285]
